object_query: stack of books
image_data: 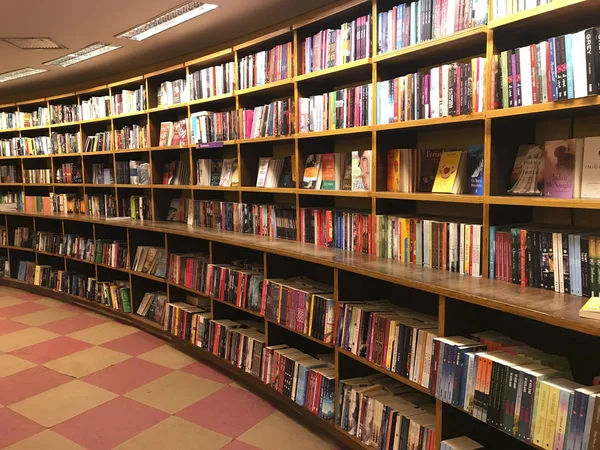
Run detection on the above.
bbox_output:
[24,168,51,184]
[132,246,167,278]
[136,291,168,323]
[196,158,238,187]
[0,136,52,156]
[56,163,83,184]
[91,164,114,185]
[157,79,188,106]
[205,261,264,312]
[164,299,211,341]
[302,151,371,191]
[111,85,146,115]
[240,98,294,139]
[80,95,110,120]
[114,124,148,149]
[189,61,235,100]
[14,226,33,248]
[238,42,292,89]
[50,103,80,124]
[51,132,81,154]
[161,159,191,185]
[167,253,210,292]
[255,156,294,188]
[158,119,189,146]
[84,132,111,152]
[89,280,131,312]
[94,239,128,269]
[0,165,20,183]
[115,160,150,185]
[190,111,238,143]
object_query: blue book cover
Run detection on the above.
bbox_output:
[467,144,484,195]
[295,365,307,405]
[549,38,558,101]
[397,5,403,49]
[566,33,575,99]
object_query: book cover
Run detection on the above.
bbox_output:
[302,154,321,189]
[278,156,295,188]
[351,150,371,191]
[544,139,578,198]
[432,151,462,193]
[387,150,400,192]
[320,153,336,190]
[210,160,223,186]
[256,157,271,187]
[418,149,443,192]
[579,297,600,319]
[581,136,600,198]
[159,122,173,147]
[467,144,484,196]
[507,144,545,195]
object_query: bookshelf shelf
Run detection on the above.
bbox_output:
[373,113,485,132]
[212,297,263,318]
[486,96,600,119]
[151,185,191,190]
[147,103,188,114]
[96,262,129,274]
[78,117,111,125]
[294,58,372,83]
[130,270,167,283]
[193,185,239,191]
[242,186,296,194]
[487,195,600,209]
[237,135,294,144]
[49,121,81,129]
[186,92,235,107]
[65,255,95,265]
[8,245,34,253]
[299,189,371,198]
[297,126,372,139]
[234,78,295,97]
[373,192,484,203]
[266,318,334,348]
[167,281,205,297]
[19,125,50,132]
[110,110,148,120]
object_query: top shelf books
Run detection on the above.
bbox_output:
[238,42,292,91]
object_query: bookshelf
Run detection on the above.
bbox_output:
[3,0,600,449]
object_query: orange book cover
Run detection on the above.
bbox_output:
[387,150,400,191]
[320,153,336,190]
[25,196,33,212]
[42,197,50,213]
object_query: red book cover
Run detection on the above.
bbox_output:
[312,372,323,414]
[368,314,377,361]
[546,42,552,101]
[325,210,333,247]
[367,214,372,255]
[185,259,193,287]
[530,44,538,104]
[382,318,391,367]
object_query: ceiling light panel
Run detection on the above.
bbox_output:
[1,37,65,50]
[43,43,121,67]
[117,1,218,41]
[0,68,47,83]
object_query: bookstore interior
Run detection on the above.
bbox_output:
[4,0,600,448]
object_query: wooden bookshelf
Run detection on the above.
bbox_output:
[3,1,600,449]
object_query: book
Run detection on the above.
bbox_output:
[419,149,443,192]
[302,154,321,189]
[432,151,466,193]
[543,139,583,198]
[351,151,371,191]
[467,145,484,196]
[507,145,545,195]
[581,136,600,198]
[580,297,600,319]
[256,157,271,188]
[386,150,400,191]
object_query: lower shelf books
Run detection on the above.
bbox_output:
[191,200,297,241]
[88,280,131,312]
[14,226,32,248]
[136,291,168,323]
[52,131,81,155]
[440,437,485,449]
[337,374,436,449]
[335,301,438,388]
[0,165,20,183]
[165,197,191,222]
[16,261,89,297]
[195,158,238,187]
[114,124,148,150]
[91,164,114,185]
[262,277,335,343]
[167,253,210,292]
[190,110,238,143]
[132,246,167,278]
[120,195,151,220]
[115,160,150,185]
[161,159,190,185]
[84,132,111,153]
[241,98,294,139]
[299,208,372,254]
[205,261,264,312]
[256,156,294,188]
[164,301,211,341]
[262,345,335,420]
[0,257,8,277]
[302,152,370,191]
[56,163,83,184]
[489,226,598,296]
[24,168,51,184]
[95,239,128,269]
[375,215,483,277]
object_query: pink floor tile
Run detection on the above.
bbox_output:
[181,361,234,384]
[222,440,264,450]
[13,292,47,301]
[0,366,71,405]
[82,357,173,395]
[0,319,28,336]
[11,336,92,364]
[0,408,44,447]
[40,314,105,335]
[100,331,164,356]
[177,385,275,438]
[0,302,48,318]
[53,396,168,450]
[59,304,89,314]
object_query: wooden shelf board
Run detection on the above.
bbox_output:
[114,184,150,189]
[167,281,207,297]
[96,262,130,273]
[110,110,148,120]
[52,153,83,158]
[193,185,239,191]
[112,148,150,154]
[35,250,64,258]
[237,135,294,144]
[0,183,24,187]
[108,75,144,89]
[185,48,233,67]
[212,297,263,317]
[0,129,19,134]
[130,271,167,283]
[487,195,600,209]
[486,97,600,119]
[374,192,484,203]
[134,314,165,331]
[19,125,50,132]
[50,121,80,129]
[297,126,372,139]
[187,92,234,107]
[151,184,192,190]
[147,103,188,114]
[79,117,111,125]
[267,318,334,347]
[294,58,372,83]
[242,187,296,194]
[7,245,35,253]
[234,78,294,97]
[149,145,192,152]
[374,113,485,132]
[298,189,371,198]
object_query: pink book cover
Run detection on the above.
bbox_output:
[544,139,575,198]
[244,110,254,138]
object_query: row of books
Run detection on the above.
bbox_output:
[0,192,19,207]
[16,260,89,298]
[299,84,372,133]
[337,374,436,449]
[33,232,90,257]
[120,195,152,220]
[136,291,168,323]
[377,0,488,56]
[14,226,32,248]
[256,156,294,188]
[377,58,487,124]
[241,98,294,139]
[167,253,210,293]
[83,132,111,153]
[23,169,51,184]
[0,108,49,130]
[52,132,82,155]
[94,239,128,269]
[161,159,191,186]
[493,0,552,20]
[0,165,20,183]
[115,160,151,185]
[196,158,238,187]
[302,151,371,191]
[336,301,438,387]
[262,277,335,343]
[111,85,146,115]
[158,119,189,147]
[191,200,297,241]
[190,111,238,143]
[507,137,600,198]
[0,226,6,245]
[238,42,292,90]
[374,215,483,277]
[81,95,110,120]
[386,146,483,195]
[299,14,372,75]
[56,163,83,184]
[164,299,210,342]
[50,103,80,124]
[189,62,235,100]
[91,164,115,185]
[0,136,52,157]
[492,27,600,109]
[88,280,131,312]
[489,227,600,297]
[114,124,149,150]
[157,79,188,107]
[132,246,167,278]
[299,208,372,254]
[205,261,264,312]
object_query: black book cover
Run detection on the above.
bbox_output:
[557,35,568,99]
[517,373,534,442]
[582,236,591,297]
[448,65,456,116]
[562,233,570,294]
[526,230,533,287]
[515,48,522,107]
[507,50,514,108]
[486,360,500,426]
[586,28,598,95]
[466,63,473,113]
[511,229,520,285]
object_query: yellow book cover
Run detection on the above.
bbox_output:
[34,266,40,285]
[385,321,397,370]
[387,150,401,192]
[533,381,551,446]
[401,218,410,262]
[542,384,560,449]
[308,295,315,335]
[432,151,462,193]
[579,297,600,319]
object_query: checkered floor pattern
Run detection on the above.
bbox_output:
[0,287,343,450]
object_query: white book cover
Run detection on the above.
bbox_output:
[441,65,449,117]
[572,30,588,98]
[519,46,533,106]
[430,67,439,118]
[255,157,270,187]
[572,138,585,198]
[580,136,600,198]
[460,224,465,275]
[539,42,549,104]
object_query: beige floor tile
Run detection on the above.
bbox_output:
[115,416,231,450]
[67,321,138,345]
[0,296,25,308]
[229,381,249,391]
[125,370,223,414]
[44,346,130,378]
[0,354,36,378]
[33,297,67,308]
[84,311,108,320]
[13,308,77,326]
[137,344,197,369]
[9,380,117,427]
[0,327,59,352]
[238,411,335,450]
[5,429,85,450]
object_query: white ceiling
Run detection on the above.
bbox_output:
[0,0,334,101]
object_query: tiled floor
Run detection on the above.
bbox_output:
[0,287,344,450]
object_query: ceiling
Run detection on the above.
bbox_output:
[0,0,335,101]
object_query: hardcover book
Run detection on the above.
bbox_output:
[544,139,582,198]
[320,153,336,190]
[418,149,443,192]
[467,144,484,196]
[387,150,400,192]
[351,150,371,191]
[210,160,223,186]
[581,136,600,198]
[432,151,462,193]
[302,154,321,189]
[256,157,271,188]
[507,144,544,195]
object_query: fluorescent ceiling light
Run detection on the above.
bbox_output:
[0,68,47,83]
[43,42,121,67]
[1,37,65,50]
[116,1,218,41]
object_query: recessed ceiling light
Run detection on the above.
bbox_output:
[116,1,218,41]
[0,68,47,83]
[43,42,121,67]
[0,37,65,50]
